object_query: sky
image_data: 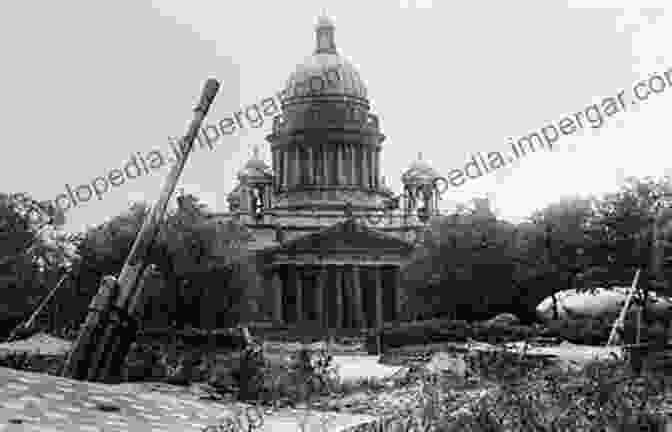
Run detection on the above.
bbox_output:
[2,1,672,233]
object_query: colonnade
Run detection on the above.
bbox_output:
[272,143,380,191]
[269,264,402,328]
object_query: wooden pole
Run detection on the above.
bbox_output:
[607,269,641,347]
[62,79,220,382]
[6,273,69,342]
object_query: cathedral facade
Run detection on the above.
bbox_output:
[212,16,443,329]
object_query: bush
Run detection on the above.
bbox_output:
[0,351,32,370]
[235,342,267,401]
[542,315,669,346]
[411,345,672,431]
[543,318,611,345]
[380,318,543,349]
[0,351,64,375]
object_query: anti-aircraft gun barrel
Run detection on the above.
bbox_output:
[62,79,220,382]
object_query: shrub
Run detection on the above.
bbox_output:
[380,318,543,349]
[411,344,672,431]
[542,315,668,346]
[0,351,32,370]
[235,341,267,401]
[0,350,64,374]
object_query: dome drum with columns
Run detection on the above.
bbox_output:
[213,15,443,329]
[266,14,387,211]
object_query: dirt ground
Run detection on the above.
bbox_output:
[0,333,664,431]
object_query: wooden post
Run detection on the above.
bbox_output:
[607,269,641,347]
[6,273,69,342]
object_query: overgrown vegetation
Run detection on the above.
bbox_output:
[3,174,672,430]
[403,176,672,323]
[4,177,672,341]
[445,350,671,431]
[201,338,672,431]
[1,325,670,430]
[378,313,667,351]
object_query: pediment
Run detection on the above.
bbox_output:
[275,218,414,253]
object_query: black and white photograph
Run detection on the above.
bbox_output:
[1,1,672,430]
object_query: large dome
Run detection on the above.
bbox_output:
[282,15,367,101]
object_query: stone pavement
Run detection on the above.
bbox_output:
[0,367,380,432]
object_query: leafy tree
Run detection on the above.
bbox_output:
[0,192,73,335]
[526,196,595,318]
[71,193,257,330]
[584,177,672,292]
[404,201,521,321]
[153,194,257,328]
[402,179,672,324]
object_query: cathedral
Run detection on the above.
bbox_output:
[212,15,443,329]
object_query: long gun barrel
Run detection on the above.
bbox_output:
[62,79,220,382]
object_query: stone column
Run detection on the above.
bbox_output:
[292,147,298,187]
[317,145,324,185]
[362,148,368,188]
[334,144,343,184]
[362,149,369,189]
[335,269,343,328]
[342,144,349,185]
[345,145,351,186]
[295,267,303,323]
[277,150,282,190]
[286,147,293,187]
[342,144,348,186]
[352,145,358,187]
[308,147,314,184]
[342,265,351,328]
[316,267,326,327]
[373,149,379,189]
[322,144,331,185]
[394,267,403,321]
[352,265,363,328]
[376,150,380,188]
[375,266,383,330]
[272,150,277,190]
[272,271,283,322]
[369,149,375,188]
[362,147,367,188]
[294,146,301,186]
[282,149,289,189]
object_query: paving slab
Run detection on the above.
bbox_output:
[0,367,382,432]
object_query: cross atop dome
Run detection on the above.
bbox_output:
[315,12,337,54]
[402,151,439,186]
[317,9,334,27]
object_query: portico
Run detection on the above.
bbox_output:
[263,218,411,328]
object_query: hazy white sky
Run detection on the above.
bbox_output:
[1,1,671,233]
